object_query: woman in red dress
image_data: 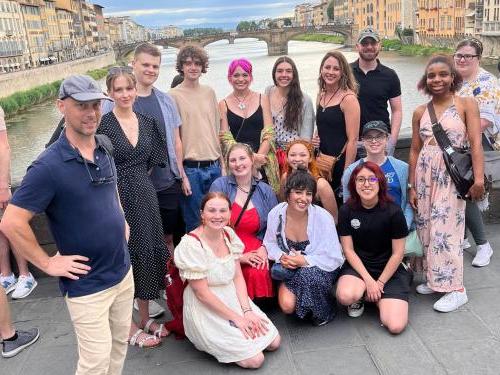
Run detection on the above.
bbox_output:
[210,143,278,299]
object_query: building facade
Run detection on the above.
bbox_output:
[0,0,29,72]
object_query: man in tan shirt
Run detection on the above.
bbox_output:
[169,45,223,231]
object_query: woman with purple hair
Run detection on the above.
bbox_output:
[219,58,280,192]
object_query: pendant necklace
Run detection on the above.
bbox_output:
[321,86,341,112]
[237,185,249,194]
[234,91,250,110]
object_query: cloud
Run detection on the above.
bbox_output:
[104,2,292,17]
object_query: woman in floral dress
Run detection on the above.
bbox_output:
[408,55,485,313]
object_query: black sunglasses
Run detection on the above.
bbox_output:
[80,148,115,186]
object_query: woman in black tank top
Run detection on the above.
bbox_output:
[219,58,280,193]
[314,51,361,207]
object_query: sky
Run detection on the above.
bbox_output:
[96,0,303,29]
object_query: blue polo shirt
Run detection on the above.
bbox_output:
[11,131,130,298]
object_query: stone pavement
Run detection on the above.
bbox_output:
[2,223,500,375]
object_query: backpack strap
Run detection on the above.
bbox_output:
[95,134,114,156]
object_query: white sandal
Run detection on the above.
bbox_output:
[143,319,169,338]
[128,329,161,348]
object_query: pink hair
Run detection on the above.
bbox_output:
[227,58,253,81]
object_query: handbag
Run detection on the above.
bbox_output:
[427,102,486,200]
[316,143,346,182]
[404,230,423,257]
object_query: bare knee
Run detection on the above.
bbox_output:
[336,288,360,306]
[278,286,296,315]
[385,320,407,335]
[237,352,265,369]
[266,334,281,352]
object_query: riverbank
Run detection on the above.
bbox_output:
[292,33,344,45]
[0,67,110,118]
[381,39,453,56]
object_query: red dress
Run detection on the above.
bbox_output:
[231,203,274,299]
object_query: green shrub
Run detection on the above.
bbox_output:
[292,34,344,44]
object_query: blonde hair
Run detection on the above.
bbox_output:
[318,50,358,93]
[225,143,255,176]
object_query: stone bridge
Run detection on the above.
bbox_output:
[114,24,357,59]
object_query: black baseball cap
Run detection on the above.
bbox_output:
[362,120,389,135]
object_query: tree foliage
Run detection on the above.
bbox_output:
[284,18,292,26]
[236,21,259,32]
[183,28,223,36]
[327,1,334,21]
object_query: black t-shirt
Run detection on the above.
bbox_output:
[350,59,401,135]
[337,201,408,270]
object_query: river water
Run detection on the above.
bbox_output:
[6,39,498,184]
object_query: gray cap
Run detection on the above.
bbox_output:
[362,120,389,135]
[58,74,111,102]
[358,28,380,43]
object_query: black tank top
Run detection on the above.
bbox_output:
[226,95,263,152]
[316,104,347,157]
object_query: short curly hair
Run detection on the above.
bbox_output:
[176,45,209,74]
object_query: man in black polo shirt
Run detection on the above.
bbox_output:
[0,75,134,374]
[350,28,402,155]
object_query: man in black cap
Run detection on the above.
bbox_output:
[0,74,134,374]
[350,28,402,156]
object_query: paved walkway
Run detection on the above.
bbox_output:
[3,223,500,375]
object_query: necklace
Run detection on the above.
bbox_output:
[237,185,250,194]
[321,86,341,112]
[234,91,250,110]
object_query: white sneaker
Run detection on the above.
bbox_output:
[11,273,37,299]
[347,300,364,318]
[0,273,17,294]
[416,283,435,295]
[133,299,165,318]
[472,242,493,267]
[433,289,468,312]
[462,238,472,249]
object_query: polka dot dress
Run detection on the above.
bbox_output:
[284,238,338,322]
[98,111,169,300]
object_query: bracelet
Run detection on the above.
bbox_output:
[242,307,252,314]
[377,279,385,285]
[0,184,11,189]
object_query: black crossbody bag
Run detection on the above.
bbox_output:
[232,182,258,229]
[427,102,485,200]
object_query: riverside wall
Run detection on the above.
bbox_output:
[417,35,500,58]
[10,137,500,277]
[0,52,116,99]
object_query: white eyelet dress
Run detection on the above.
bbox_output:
[174,226,279,363]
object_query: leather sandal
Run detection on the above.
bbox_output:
[128,329,161,348]
[143,319,170,338]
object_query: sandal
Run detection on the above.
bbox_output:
[128,329,161,348]
[143,319,170,338]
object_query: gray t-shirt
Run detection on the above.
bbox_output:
[134,92,175,191]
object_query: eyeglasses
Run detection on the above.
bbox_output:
[355,176,379,185]
[81,148,115,185]
[362,134,386,143]
[108,66,133,76]
[453,53,479,62]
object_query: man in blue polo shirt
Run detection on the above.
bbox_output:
[0,75,134,374]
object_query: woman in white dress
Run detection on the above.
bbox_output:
[174,192,280,368]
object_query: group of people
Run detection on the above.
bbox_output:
[0,26,497,374]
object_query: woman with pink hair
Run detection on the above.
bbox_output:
[219,58,280,193]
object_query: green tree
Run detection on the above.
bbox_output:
[284,18,292,26]
[268,21,278,29]
[327,1,334,21]
[237,21,250,32]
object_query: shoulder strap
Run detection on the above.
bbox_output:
[187,230,230,247]
[95,134,114,156]
[427,102,454,153]
[259,94,262,105]
[233,182,258,229]
[223,99,229,110]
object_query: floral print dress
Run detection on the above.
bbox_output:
[415,102,467,292]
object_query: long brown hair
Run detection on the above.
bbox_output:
[317,50,358,93]
[272,56,303,132]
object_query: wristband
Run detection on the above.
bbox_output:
[242,307,252,314]
[377,279,385,286]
